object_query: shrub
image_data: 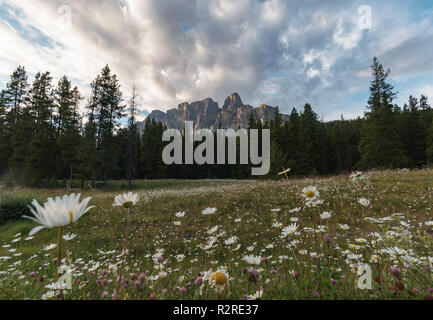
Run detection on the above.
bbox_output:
[0,194,37,225]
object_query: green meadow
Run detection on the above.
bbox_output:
[0,170,432,300]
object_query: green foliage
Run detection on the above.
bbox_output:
[0,170,432,300]
[0,193,36,225]
[0,61,433,185]
[358,57,410,169]
[427,119,433,162]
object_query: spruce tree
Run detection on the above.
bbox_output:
[55,77,83,186]
[400,96,425,167]
[125,86,140,188]
[77,82,100,188]
[3,66,29,124]
[427,119,433,163]
[358,57,409,169]
[9,108,33,183]
[285,108,301,173]
[297,104,320,175]
[91,65,125,182]
[1,66,29,177]
[0,91,7,174]
[25,72,57,185]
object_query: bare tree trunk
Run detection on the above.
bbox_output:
[69,163,73,190]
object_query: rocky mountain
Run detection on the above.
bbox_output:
[138,93,289,132]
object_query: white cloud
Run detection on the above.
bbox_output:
[416,85,433,102]
[0,0,432,121]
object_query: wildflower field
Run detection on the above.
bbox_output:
[0,170,432,300]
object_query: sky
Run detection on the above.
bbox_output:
[0,0,433,122]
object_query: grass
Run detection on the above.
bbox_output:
[0,170,432,300]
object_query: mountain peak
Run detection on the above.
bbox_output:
[223,93,243,110]
[140,93,289,132]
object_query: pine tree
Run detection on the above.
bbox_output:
[9,108,33,183]
[3,66,29,125]
[419,95,433,164]
[285,108,301,173]
[428,119,433,163]
[91,65,125,183]
[271,106,284,147]
[77,82,99,188]
[125,86,140,188]
[297,104,320,175]
[139,117,153,179]
[0,91,7,174]
[358,57,409,169]
[268,141,288,178]
[400,96,425,167]
[55,77,83,186]
[1,66,29,177]
[25,72,57,185]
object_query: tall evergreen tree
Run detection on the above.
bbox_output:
[1,66,29,176]
[400,96,425,167]
[358,57,408,169]
[3,66,29,124]
[125,86,140,188]
[0,91,7,174]
[297,104,320,175]
[55,76,83,186]
[427,117,433,164]
[25,72,57,184]
[285,108,301,173]
[91,65,125,182]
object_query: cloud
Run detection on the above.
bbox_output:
[0,0,432,120]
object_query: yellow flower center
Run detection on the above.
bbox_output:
[212,272,227,285]
[122,201,134,208]
[306,190,315,198]
[68,211,74,225]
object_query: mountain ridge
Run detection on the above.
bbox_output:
[138,93,289,132]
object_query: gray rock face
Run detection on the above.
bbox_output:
[139,93,289,132]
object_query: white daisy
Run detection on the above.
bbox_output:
[243,255,262,265]
[175,211,186,218]
[281,223,299,238]
[202,207,217,215]
[319,212,332,220]
[247,289,263,300]
[23,194,94,236]
[302,186,319,200]
[358,197,370,207]
[62,233,77,241]
[113,192,139,208]
[43,244,57,251]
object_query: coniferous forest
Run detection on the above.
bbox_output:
[1,57,433,187]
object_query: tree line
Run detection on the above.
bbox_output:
[0,58,433,187]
